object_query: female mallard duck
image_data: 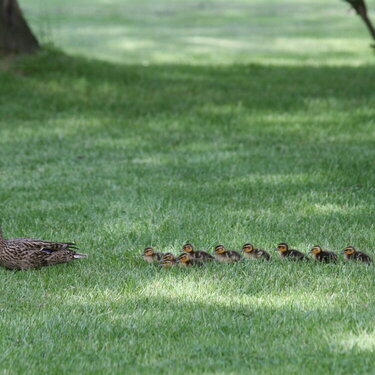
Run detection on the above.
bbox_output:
[276,243,309,261]
[242,243,271,261]
[142,247,166,264]
[343,246,372,264]
[0,227,86,270]
[214,245,241,263]
[182,243,215,261]
[310,245,337,263]
[178,253,203,267]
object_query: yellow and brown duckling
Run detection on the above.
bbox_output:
[276,243,309,261]
[242,243,271,261]
[178,253,203,267]
[182,243,215,262]
[162,252,177,261]
[142,247,166,264]
[310,245,337,263]
[214,245,241,263]
[159,255,178,268]
[343,246,372,264]
[159,253,178,267]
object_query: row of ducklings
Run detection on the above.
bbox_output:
[142,243,372,267]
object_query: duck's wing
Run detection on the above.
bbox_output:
[6,237,78,252]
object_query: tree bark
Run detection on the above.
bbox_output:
[346,0,375,43]
[361,12,375,41]
[0,0,39,55]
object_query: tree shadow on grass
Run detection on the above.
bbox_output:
[0,51,374,251]
[0,49,374,123]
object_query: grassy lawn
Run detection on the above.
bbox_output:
[20,0,375,65]
[1,1,375,374]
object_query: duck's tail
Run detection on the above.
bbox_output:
[74,252,88,259]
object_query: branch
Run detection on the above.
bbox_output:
[344,0,375,46]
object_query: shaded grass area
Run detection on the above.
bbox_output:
[0,51,375,373]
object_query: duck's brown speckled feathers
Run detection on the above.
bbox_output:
[242,243,271,261]
[0,228,86,270]
[7,237,78,251]
[182,243,215,261]
[277,243,309,261]
[214,245,241,263]
[343,246,372,264]
[310,246,337,263]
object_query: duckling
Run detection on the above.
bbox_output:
[343,246,372,264]
[242,243,271,261]
[162,253,177,262]
[182,243,215,261]
[214,245,241,263]
[276,243,309,261]
[0,227,86,270]
[177,253,203,267]
[310,245,337,263]
[142,247,165,264]
[159,258,178,267]
[159,253,179,266]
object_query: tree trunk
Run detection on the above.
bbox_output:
[347,0,375,43]
[361,13,375,41]
[0,0,39,55]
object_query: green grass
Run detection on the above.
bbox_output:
[20,0,375,65]
[1,0,375,374]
